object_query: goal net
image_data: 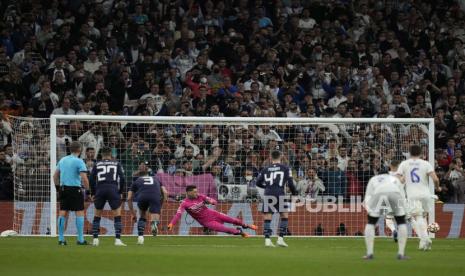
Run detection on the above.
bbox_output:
[11,115,435,237]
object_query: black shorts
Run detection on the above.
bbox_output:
[261,194,291,213]
[60,186,85,211]
[94,187,121,210]
[137,195,162,214]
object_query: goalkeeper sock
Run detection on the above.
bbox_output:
[138,218,147,236]
[92,216,101,238]
[76,216,85,243]
[263,220,272,239]
[397,224,408,256]
[58,216,66,242]
[279,218,288,237]
[364,224,375,256]
[114,216,122,239]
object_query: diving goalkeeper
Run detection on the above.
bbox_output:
[168,185,257,236]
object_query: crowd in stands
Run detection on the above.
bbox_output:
[1,0,465,203]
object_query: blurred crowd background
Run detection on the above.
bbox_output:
[1,0,465,204]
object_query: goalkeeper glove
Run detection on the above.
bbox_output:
[167,223,173,231]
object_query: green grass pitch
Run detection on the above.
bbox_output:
[0,237,464,276]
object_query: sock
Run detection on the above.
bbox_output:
[263,219,272,239]
[279,218,288,237]
[92,217,101,238]
[58,216,66,242]
[410,217,420,237]
[152,220,159,227]
[138,218,147,236]
[397,224,408,256]
[76,216,85,243]
[364,224,375,256]
[415,216,429,241]
[385,218,396,232]
[114,216,122,239]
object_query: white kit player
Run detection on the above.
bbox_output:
[363,160,409,260]
[396,145,440,251]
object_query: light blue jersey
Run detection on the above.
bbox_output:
[57,154,87,187]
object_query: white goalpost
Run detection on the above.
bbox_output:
[10,115,435,237]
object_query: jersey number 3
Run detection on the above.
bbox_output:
[410,168,420,183]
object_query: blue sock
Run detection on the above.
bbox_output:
[279,218,288,237]
[138,218,146,236]
[92,217,101,238]
[58,216,66,242]
[263,219,272,239]
[114,216,122,239]
[76,216,85,243]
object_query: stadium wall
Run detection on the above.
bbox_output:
[1,202,464,238]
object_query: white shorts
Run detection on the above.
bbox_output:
[406,195,433,217]
[366,191,406,218]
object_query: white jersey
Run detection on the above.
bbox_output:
[364,173,406,217]
[365,174,404,199]
[396,158,434,198]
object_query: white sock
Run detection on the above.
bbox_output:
[410,217,420,238]
[415,216,429,241]
[385,218,396,232]
[397,224,407,256]
[364,224,375,256]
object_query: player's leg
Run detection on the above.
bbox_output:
[395,216,408,259]
[389,193,409,259]
[137,200,149,245]
[58,187,69,245]
[364,215,379,259]
[276,212,289,247]
[109,191,125,246]
[58,210,68,245]
[263,195,278,247]
[202,220,244,236]
[92,191,105,246]
[416,197,432,250]
[263,213,274,247]
[92,208,102,246]
[213,210,257,230]
[73,188,86,245]
[148,197,162,236]
[385,215,397,242]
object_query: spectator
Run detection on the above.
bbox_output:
[0,147,13,199]
[320,157,347,198]
[52,98,75,115]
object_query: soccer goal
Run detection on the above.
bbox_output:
[9,115,435,237]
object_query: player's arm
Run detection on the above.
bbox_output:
[161,186,169,202]
[53,169,60,189]
[127,190,137,219]
[117,163,126,196]
[252,171,265,188]
[395,162,406,183]
[80,172,90,190]
[428,171,441,191]
[363,180,375,208]
[168,202,186,230]
[89,164,97,196]
[201,194,217,205]
[78,159,89,190]
[286,169,298,196]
